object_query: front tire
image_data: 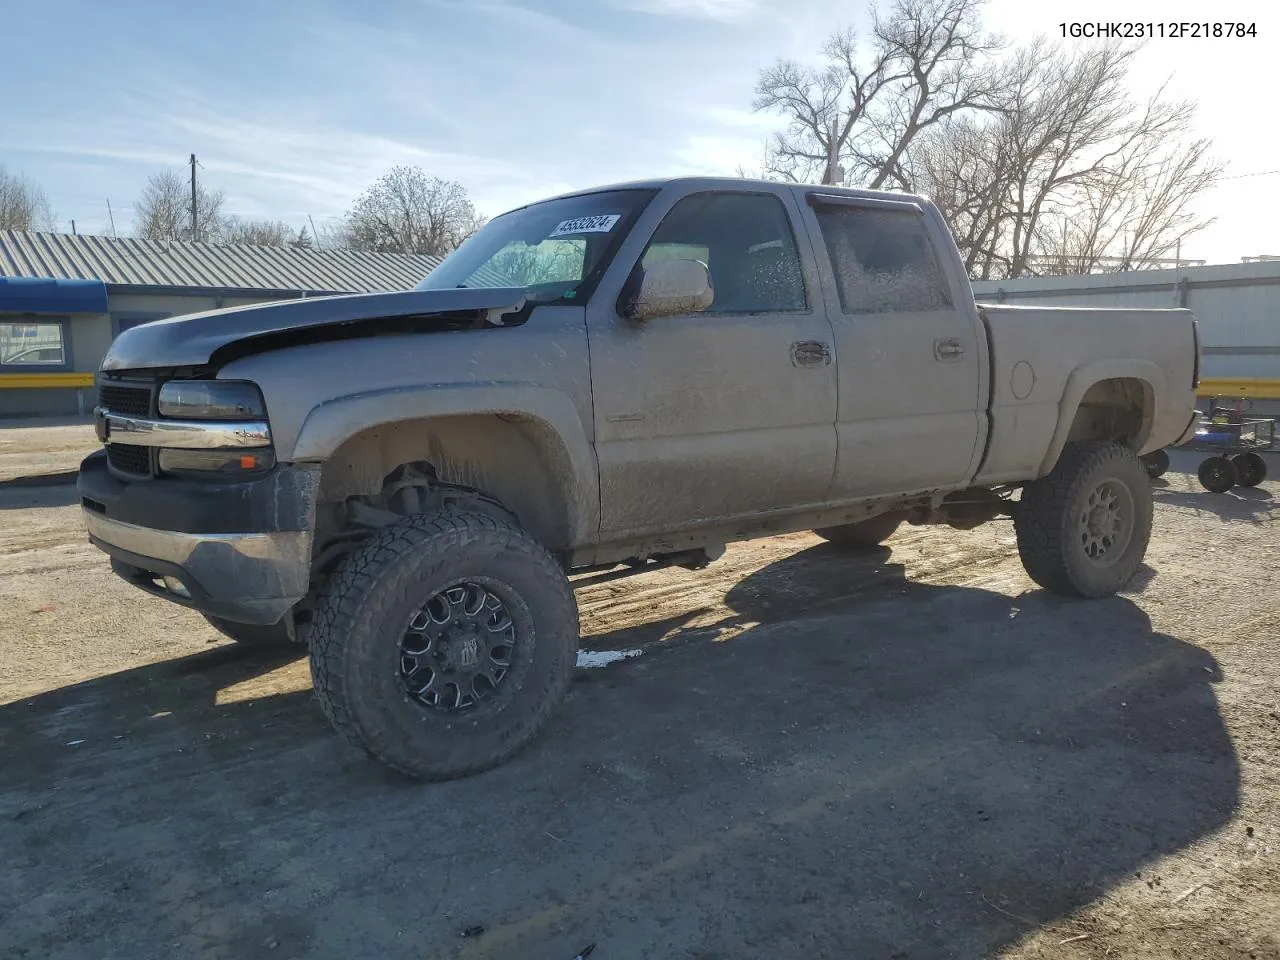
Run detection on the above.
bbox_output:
[814,512,903,549]
[203,614,296,647]
[308,510,579,781]
[1014,442,1153,598]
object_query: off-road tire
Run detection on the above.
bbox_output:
[1014,442,1153,598]
[1232,452,1267,488]
[1198,456,1237,493]
[203,614,296,647]
[1141,448,1170,479]
[814,512,903,549]
[308,509,579,781]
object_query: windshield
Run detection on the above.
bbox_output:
[416,188,656,303]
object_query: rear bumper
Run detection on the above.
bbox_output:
[77,451,319,625]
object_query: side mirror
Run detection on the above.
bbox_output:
[627,259,714,320]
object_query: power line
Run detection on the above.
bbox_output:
[1215,169,1280,182]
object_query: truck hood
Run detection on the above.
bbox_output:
[100,287,528,372]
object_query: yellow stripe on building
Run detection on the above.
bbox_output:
[1197,378,1280,399]
[0,372,96,389]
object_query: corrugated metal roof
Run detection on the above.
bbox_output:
[0,230,443,294]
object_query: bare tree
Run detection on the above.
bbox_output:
[133,169,231,242]
[907,41,1221,278]
[753,0,1003,187]
[339,167,484,256]
[905,114,1012,277]
[0,166,55,231]
[225,219,313,248]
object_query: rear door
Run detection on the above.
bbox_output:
[585,188,838,538]
[801,194,986,500]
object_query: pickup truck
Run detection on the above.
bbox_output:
[78,176,1201,780]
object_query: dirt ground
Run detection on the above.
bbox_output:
[0,416,97,483]
[1,447,1278,960]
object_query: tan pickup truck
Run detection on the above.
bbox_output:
[78,177,1201,779]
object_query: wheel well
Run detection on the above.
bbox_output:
[315,414,579,549]
[1064,378,1152,449]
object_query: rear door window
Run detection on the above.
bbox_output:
[813,204,953,314]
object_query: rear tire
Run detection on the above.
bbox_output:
[1198,456,1237,493]
[203,614,296,647]
[1142,448,1170,479]
[1014,442,1152,598]
[308,509,579,781]
[814,512,903,549]
[1232,452,1267,487]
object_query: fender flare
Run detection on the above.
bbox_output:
[292,383,599,545]
[1037,360,1166,477]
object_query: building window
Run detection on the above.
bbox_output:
[112,312,171,336]
[0,320,69,369]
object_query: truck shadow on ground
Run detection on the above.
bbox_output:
[0,546,1240,960]
[0,484,81,511]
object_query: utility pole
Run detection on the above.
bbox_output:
[190,153,199,242]
[106,199,117,238]
[825,119,839,185]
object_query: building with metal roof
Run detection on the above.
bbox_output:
[0,230,441,297]
[0,230,443,418]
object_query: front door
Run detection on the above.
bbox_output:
[587,189,839,539]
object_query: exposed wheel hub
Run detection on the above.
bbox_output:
[398,582,517,711]
[438,627,483,671]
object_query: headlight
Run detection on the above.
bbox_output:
[158,380,266,420]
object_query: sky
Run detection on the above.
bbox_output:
[1,0,1276,264]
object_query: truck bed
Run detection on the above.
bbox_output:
[973,304,1199,486]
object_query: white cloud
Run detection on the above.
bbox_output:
[673,134,768,176]
[21,81,551,228]
[617,0,760,21]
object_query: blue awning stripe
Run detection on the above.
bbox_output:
[0,276,110,315]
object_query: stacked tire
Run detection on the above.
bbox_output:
[1197,452,1267,493]
[1141,449,1170,479]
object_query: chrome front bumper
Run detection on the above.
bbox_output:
[95,409,272,449]
[84,511,311,625]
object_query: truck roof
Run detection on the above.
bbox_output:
[528,176,931,211]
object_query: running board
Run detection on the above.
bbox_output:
[571,546,724,588]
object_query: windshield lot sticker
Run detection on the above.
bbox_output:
[549,214,621,238]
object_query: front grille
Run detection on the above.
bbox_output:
[100,379,159,480]
[99,383,153,417]
[106,444,153,478]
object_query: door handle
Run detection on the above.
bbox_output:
[934,338,965,362]
[791,340,832,367]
